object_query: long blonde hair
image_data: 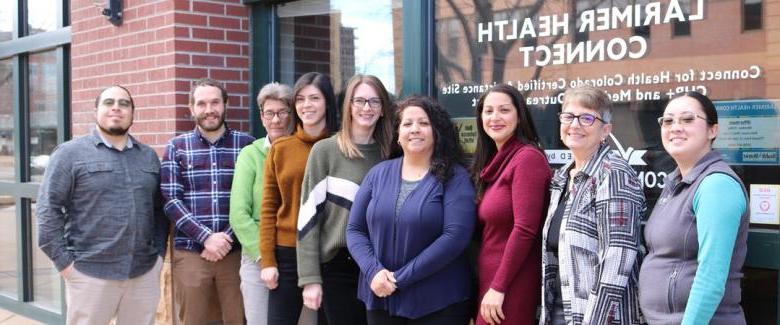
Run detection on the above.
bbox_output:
[336,75,394,159]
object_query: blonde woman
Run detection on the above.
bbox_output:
[297,75,394,324]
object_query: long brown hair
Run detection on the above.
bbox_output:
[471,84,543,200]
[336,75,395,159]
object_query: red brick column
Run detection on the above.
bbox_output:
[70,0,252,154]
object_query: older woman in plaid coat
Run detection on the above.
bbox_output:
[540,86,646,325]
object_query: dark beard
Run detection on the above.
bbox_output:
[97,124,129,136]
[196,113,226,132]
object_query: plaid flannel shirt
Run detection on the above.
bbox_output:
[161,126,254,252]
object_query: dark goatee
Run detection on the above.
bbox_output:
[98,124,129,136]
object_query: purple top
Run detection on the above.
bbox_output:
[347,157,476,319]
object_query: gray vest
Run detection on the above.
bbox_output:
[639,151,748,324]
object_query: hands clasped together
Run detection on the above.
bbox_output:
[370,269,397,298]
[200,232,233,262]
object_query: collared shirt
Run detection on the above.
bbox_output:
[36,129,168,280]
[161,126,254,252]
[96,126,133,150]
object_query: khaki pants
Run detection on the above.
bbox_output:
[172,249,244,325]
[64,257,163,325]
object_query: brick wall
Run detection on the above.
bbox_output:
[70,0,252,154]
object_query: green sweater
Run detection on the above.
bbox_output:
[229,137,270,261]
[296,135,383,286]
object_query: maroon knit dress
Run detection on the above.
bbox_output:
[476,138,551,325]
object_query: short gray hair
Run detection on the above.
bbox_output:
[257,82,292,110]
[562,85,612,123]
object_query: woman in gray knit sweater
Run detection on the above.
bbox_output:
[296,75,395,324]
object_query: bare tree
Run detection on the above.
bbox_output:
[438,0,606,97]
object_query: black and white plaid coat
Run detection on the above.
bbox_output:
[540,143,647,325]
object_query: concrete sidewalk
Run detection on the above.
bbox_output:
[0,308,42,324]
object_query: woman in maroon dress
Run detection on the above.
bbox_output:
[472,84,551,325]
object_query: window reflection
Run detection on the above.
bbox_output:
[434,0,779,211]
[29,51,59,183]
[27,0,58,35]
[672,0,692,36]
[30,201,62,311]
[0,1,15,41]
[276,0,403,95]
[743,0,763,31]
[0,59,14,182]
[0,196,17,298]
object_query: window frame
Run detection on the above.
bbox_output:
[0,0,70,322]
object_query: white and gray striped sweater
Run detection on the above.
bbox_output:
[296,135,383,287]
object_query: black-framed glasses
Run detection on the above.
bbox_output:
[657,112,709,128]
[351,97,382,109]
[558,112,605,126]
[261,109,291,120]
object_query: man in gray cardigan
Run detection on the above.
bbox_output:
[36,85,168,325]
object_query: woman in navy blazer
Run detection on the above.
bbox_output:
[347,96,476,325]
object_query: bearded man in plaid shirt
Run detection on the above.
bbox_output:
[161,78,255,324]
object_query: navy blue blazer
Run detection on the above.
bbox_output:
[347,157,476,319]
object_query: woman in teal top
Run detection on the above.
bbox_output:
[229,82,315,325]
[639,91,749,325]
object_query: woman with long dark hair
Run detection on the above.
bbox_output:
[259,72,339,325]
[347,96,476,325]
[471,84,550,325]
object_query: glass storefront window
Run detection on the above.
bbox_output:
[28,51,58,183]
[275,0,403,95]
[0,196,17,298]
[30,201,62,311]
[0,1,15,42]
[0,59,14,182]
[435,0,780,211]
[27,0,58,35]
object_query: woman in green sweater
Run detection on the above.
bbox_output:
[296,75,395,324]
[229,82,316,325]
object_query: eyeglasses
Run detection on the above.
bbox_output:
[656,112,709,128]
[558,112,605,126]
[351,97,382,109]
[261,110,290,120]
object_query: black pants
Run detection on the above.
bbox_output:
[366,299,472,325]
[320,249,367,325]
[268,247,304,325]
